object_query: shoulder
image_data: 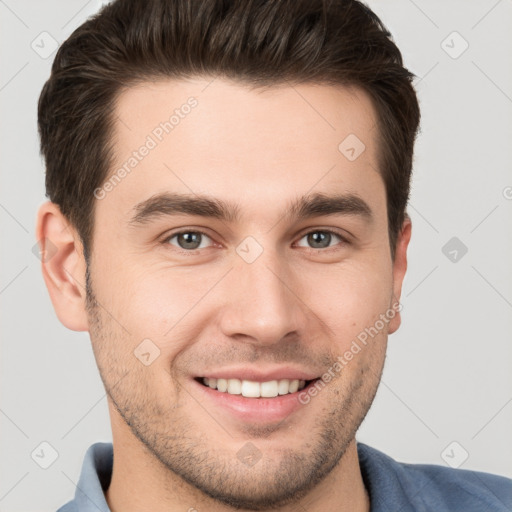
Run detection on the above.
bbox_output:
[357,442,512,512]
[56,504,77,512]
[55,442,113,512]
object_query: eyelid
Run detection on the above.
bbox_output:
[161,228,217,250]
[160,227,350,254]
[294,228,350,249]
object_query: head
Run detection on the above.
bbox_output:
[37,0,419,509]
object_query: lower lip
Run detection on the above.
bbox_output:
[193,379,316,424]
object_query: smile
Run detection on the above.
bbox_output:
[198,377,311,398]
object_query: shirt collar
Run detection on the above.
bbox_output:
[63,441,405,512]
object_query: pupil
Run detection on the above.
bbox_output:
[179,232,201,249]
[308,231,331,248]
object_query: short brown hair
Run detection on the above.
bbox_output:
[38,0,420,262]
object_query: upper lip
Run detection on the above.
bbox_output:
[197,366,319,382]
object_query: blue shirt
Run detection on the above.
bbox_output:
[57,442,512,511]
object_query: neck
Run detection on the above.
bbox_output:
[105,411,370,512]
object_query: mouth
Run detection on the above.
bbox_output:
[195,377,316,398]
[192,369,321,423]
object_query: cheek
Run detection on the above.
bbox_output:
[302,260,393,344]
[104,263,226,351]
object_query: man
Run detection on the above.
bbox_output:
[35,0,511,511]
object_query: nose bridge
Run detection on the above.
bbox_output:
[219,246,302,344]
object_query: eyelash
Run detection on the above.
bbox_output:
[161,228,350,253]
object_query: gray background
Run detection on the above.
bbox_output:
[1,0,511,510]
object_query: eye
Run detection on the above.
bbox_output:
[164,230,213,250]
[296,230,346,249]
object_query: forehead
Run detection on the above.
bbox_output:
[103,78,384,223]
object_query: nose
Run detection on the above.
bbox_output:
[218,249,306,347]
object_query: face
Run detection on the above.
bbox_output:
[85,78,407,509]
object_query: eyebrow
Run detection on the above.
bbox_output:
[127,191,373,227]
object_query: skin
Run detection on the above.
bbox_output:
[37,78,411,512]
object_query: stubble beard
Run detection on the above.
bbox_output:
[84,265,382,510]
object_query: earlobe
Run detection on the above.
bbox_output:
[35,201,89,332]
[388,216,412,335]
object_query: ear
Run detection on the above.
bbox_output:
[35,201,89,331]
[387,214,412,335]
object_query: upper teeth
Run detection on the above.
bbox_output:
[203,378,307,397]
